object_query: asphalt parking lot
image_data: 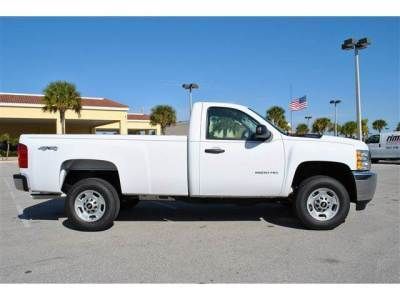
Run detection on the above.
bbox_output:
[0,161,399,283]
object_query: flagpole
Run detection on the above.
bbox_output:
[290,84,293,134]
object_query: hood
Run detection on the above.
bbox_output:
[284,134,368,150]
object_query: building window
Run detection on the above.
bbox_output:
[95,129,119,135]
[128,129,156,135]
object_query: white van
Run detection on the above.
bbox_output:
[366,131,400,162]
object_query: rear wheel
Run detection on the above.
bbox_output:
[65,178,120,231]
[294,176,350,230]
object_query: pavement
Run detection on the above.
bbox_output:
[0,161,399,283]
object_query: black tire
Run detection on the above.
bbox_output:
[65,178,120,231]
[120,196,140,209]
[294,175,350,230]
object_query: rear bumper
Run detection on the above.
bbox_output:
[352,171,377,210]
[13,174,29,191]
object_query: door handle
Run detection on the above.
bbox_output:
[205,148,225,154]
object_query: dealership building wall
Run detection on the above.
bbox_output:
[0,93,161,137]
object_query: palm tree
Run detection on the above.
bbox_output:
[150,105,176,135]
[312,118,331,135]
[340,121,357,138]
[372,119,387,133]
[362,119,369,141]
[266,106,289,131]
[296,123,309,135]
[0,133,10,160]
[328,123,342,136]
[43,81,82,134]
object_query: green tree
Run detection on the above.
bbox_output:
[396,122,400,131]
[312,118,331,135]
[1,135,20,159]
[372,119,387,133]
[362,119,369,141]
[150,105,176,135]
[296,123,309,135]
[328,123,342,135]
[0,133,10,160]
[43,81,82,134]
[340,121,357,138]
[266,106,289,131]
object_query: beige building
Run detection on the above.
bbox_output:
[165,121,189,136]
[0,93,161,137]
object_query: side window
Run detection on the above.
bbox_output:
[366,135,380,144]
[206,107,259,140]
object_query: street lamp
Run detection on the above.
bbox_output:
[341,37,371,140]
[305,115,312,128]
[329,99,341,136]
[182,83,199,117]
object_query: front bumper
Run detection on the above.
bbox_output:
[13,174,29,191]
[352,171,377,210]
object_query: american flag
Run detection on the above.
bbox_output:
[289,96,308,111]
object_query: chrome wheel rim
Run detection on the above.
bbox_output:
[306,188,340,221]
[74,190,106,222]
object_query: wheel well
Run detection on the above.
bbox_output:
[291,161,357,202]
[60,159,121,194]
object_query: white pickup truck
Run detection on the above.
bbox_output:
[13,101,377,231]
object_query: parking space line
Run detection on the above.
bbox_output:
[2,178,31,228]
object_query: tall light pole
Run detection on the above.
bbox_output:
[329,99,341,136]
[341,37,371,140]
[305,115,312,128]
[182,83,199,118]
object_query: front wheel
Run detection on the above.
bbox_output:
[65,178,120,231]
[294,176,350,230]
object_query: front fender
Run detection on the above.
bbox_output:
[281,139,356,196]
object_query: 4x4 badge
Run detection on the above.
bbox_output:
[38,146,58,151]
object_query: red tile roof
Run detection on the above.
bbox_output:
[0,93,128,108]
[128,114,150,120]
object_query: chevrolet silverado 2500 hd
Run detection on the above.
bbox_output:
[13,101,377,231]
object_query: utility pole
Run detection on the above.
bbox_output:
[182,83,199,118]
[341,37,371,140]
[329,99,341,136]
[305,115,312,128]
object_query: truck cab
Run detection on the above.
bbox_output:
[188,102,285,197]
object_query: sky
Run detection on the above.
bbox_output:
[0,17,399,132]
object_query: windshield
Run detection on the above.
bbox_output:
[248,107,288,135]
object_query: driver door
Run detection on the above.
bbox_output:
[199,106,285,197]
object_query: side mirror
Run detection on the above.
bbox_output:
[254,125,271,141]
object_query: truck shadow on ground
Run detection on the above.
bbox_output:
[19,198,305,230]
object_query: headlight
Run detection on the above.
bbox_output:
[356,150,371,170]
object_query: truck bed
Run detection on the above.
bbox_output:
[19,134,188,195]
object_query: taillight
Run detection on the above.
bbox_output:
[17,143,28,168]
